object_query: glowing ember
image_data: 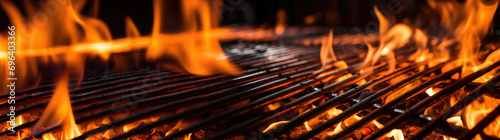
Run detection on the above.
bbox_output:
[33,73,81,139]
[426,87,436,96]
[372,120,404,140]
[443,116,464,140]
[262,121,289,133]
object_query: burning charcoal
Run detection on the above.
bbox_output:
[148,132,164,139]
[289,127,305,139]
[402,125,420,138]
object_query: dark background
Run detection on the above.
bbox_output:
[1,0,499,38]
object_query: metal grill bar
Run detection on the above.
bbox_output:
[411,73,500,139]
[324,64,463,140]
[365,61,500,140]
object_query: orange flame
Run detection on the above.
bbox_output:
[320,30,337,70]
[463,95,500,138]
[262,121,289,133]
[33,73,81,140]
[372,120,404,140]
[275,9,286,35]
[443,116,464,140]
[366,7,412,73]
[148,0,241,76]
[428,0,500,82]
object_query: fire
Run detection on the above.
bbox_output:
[320,30,337,70]
[185,133,193,140]
[324,108,362,136]
[372,120,404,140]
[365,7,412,73]
[33,73,81,140]
[262,121,289,133]
[443,116,464,140]
[463,95,500,138]
[426,87,437,96]
[148,0,241,76]
[275,9,286,35]
[123,117,158,132]
[0,0,248,94]
[428,0,500,83]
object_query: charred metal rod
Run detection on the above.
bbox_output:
[327,64,463,140]
[31,57,326,139]
[160,61,388,140]
[459,103,500,139]
[74,57,337,140]
[411,73,500,139]
[213,61,417,140]
[297,62,442,140]
[229,46,320,66]
[365,61,500,140]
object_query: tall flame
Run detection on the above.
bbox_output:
[148,0,240,76]
[366,7,412,73]
[320,30,337,70]
[428,0,500,82]
[33,73,81,139]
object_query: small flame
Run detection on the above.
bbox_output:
[443,116,463,140]
[267,102,281,111]
[33,73,81,140]
[123,117,158,132]
[320,30,337,71]
[42,133,57,140]
[372,120,404,140]
[185,133,192,140]
[304,121,312,131]
[262,121,289,133]
[275,9,286,35]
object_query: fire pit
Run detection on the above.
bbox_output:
[0,0,500,140]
